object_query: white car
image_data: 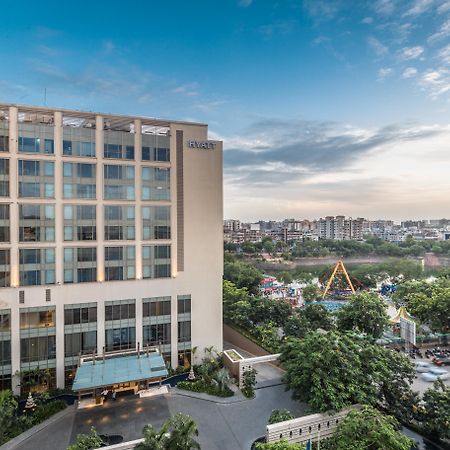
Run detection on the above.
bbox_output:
[421,369,449,382]
[415,362,432,373]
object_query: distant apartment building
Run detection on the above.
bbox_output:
[318,216,366,241]
[0,103,223,394]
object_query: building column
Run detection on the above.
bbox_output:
[8,106,20,394]
[171,294,178,368]
[135,297,143,351]
[95,116,104,282]
[97,299,105,355]
[54,111,63,284]
[134,120,142,279]
[55,302,65,388]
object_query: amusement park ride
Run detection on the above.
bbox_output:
[320,260,365,299]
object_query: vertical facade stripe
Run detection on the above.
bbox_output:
[176,130,184,272]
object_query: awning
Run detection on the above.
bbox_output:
[72,352,168,391]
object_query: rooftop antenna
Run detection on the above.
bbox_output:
[44,88,47,107]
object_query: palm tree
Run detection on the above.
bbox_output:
[162,413,200,450]
[214,368,231,392]
[134,423,167,450]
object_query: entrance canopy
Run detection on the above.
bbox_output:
[72,351,168,392]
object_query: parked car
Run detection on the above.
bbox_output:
[415,362,432,373]
[99,435,124,447]
[421,369,449,382]
[431,358,444,366]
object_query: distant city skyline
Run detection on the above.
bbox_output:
[1,1,450,220]
[224,216,450,223]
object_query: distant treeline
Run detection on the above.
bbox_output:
[225,235,450,258]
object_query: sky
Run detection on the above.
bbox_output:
[1,0,450,221]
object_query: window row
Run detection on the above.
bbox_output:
[0,204,170,243]
[0,159,171,201]
[0,244,171,286]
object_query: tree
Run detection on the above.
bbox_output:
[278,271,293,285]
[213,368,231,392]
[161,413,200,450]
[0,390,18,444]
[280,332,414,413]
[268,409,294,425]
[299,304,334,331]
[322,406,413,450]
[337,292,389,338]
[223,258,263,293]
[242,368,257,398]
[301,284,322,302]
[420,380,450,440]
[67,427,103,450]
[135,424,166,450]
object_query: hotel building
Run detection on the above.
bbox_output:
[0,103,223,393]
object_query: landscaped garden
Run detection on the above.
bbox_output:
[176,347,234,398]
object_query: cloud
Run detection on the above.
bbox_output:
[438,44,450,65]
[403,67,418,78]
[361,17,374,24]
[258,20,296,38]
[437,1,450,13]
[428,19,450,44]
[368,36,389,57]
[223,119,444,187]
[378,67,393,79]
[399,46,424,60]
[302,0,340,19]
[170,82,199,97]
[238,0,252,6]
[373,0,396,15]
[419,69,450,98]
[403,0,434,17]
[223,120,450,220]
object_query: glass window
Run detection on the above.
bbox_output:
[141,167,170,201]
[142,245,171,279]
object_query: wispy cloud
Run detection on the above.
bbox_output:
[373,0,396,15]
[403,0,434,17]
[438,44,450,65]
[302,0,340,19]
[399,46,424,60]
[238,0,253,7]
[170,82,199,97]
[361,17,374,24]
[419,69,450,99]
[437,1,450,13]
[258,20,296,38]
[428,19,450,44]
[378,67,393,79]
[368,36,389,57]
[403,67,418,78]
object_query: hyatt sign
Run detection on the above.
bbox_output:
[187,140,217,149]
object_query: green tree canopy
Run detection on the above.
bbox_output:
[301,284,322,302]
[0,390,18,445]
[322,406,413,450]
[420,380,450,440]
[280,331,415,413]
[337,292,389,338]
[67,427,102,450]
[268,409,294,425]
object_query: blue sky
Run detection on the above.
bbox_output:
[1,0,450,220]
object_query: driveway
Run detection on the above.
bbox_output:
[13,384,306,450]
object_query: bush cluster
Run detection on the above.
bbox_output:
[177,380,233,398]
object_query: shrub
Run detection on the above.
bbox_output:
[33,400,67,424]
[177,380,233,398]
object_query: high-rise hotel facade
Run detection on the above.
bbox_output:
[0,103,223,393]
